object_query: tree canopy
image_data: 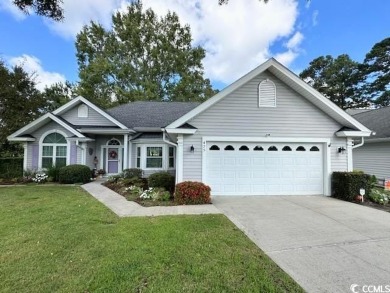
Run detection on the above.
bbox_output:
[76,1,216,108]
[13,0,63,20]
[0,61,46,154]
[300,37,390,109]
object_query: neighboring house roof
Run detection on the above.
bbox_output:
[107,101,200,129]
[352,106,390,140]
[166,58,371,137]
[345,108,372,115]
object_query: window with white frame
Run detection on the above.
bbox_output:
[146,147,163,168]
[41,133,67,168]
[258,79,276,107]
[168,146,175,168]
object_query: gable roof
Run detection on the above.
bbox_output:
[166,58,371,136]
[8,113,85,141]
[107,101,200,129]
[352,106,390,140]
[53,96,128,130]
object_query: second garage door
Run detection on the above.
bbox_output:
[204,142,324,196]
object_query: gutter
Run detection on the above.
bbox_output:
[352,137,365,149]
[162,129,177,147]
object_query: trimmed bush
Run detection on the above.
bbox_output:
[174,181,211,205]
[46,165,62,182]
[0,158,23,179]
[332,171,373,201]
[58,164,91,184]
[148,172,175,192]
[121,168,143,179]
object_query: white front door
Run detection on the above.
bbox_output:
[204,142,324,196]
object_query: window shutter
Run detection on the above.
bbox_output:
[259,79,276,107]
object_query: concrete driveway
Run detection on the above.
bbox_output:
[213,195,390,293]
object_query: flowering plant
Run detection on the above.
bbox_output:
[369,189,389,205]
[32,173,48,184]
[125,185,143,196]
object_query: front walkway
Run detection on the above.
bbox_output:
[81,179,221,217]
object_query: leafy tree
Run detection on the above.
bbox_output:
[0,61,46,156]
[299,54,368,109]
[76,1,216,108]
[13,0,63,20]
[41,81,75,113]
[362,38,390,106]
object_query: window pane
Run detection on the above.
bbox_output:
[169,147,174,157]
[147,147,162,157]
[146,158,162,168]
[43,133,66,143]
[136,158,141,168]
[56,146,67,157]
[42,158,53,169]
[137,147,141,156]
[169,157,174,168]
[42,146,53,156]
[55,158,66,167]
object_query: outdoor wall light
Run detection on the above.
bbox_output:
[190,145,195,153]
[337,147,346,154]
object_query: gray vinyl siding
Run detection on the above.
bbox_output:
[330,137,348,172]
[60,104,117,127]
[353,142,390,180]
[182,70,347,181]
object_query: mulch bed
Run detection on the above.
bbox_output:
[357,200,390,213]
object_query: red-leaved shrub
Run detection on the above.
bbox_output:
[174,181,211,205]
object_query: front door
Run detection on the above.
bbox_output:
[107,147,121,174]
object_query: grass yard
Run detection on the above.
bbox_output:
[0,186,303,293]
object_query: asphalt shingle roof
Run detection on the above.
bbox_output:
[352,106,390,139]
[107,101,200,129]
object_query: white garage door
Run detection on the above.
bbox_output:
[205,142,324,196]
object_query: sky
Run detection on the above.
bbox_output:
[0,0,389,91]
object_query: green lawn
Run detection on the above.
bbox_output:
[0,186,303,293]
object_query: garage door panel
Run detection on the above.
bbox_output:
[205,141,324,196]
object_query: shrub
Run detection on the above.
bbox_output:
[369,188,389,205]
[32,173,48,184]
[58,165,91,184]
[46,165,61,182]
[139,187,171,201]
[332,171,373,201]
[122,168,143,179]
[148,172,175,192]
[0,158,23,179]
[174,181,211,205]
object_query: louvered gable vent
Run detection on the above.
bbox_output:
[258,79,276,107]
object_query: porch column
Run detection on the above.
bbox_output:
[123,134,129,169]
[23,143,27,171]
[176,134,184,183]
[347,138,353,172]
[81,142,87,165]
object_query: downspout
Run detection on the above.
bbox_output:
[162,129,178,147]
[352,137,364,149]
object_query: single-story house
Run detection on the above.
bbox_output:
[8,58,372,196]
[351,107,390,181]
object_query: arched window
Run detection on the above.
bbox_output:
[239,145,249,151]
[78,104,88,118]
[310,146,320,152]
[282,146,292,151]
[107,139,121,145]
[41,132,67,168]
[209,145,220,151]
[253,146,264,151]
[224,145,235,151]
[268,146,278,151]
[296,146,306,151]
[258,79,276,107]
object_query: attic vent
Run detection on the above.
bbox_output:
[78,104,88,118]
[258,79,276,107]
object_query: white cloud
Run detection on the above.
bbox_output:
[312,10,319,26]
[4,0,303,85]
[8,54,66,91]
[0,0,27,20]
